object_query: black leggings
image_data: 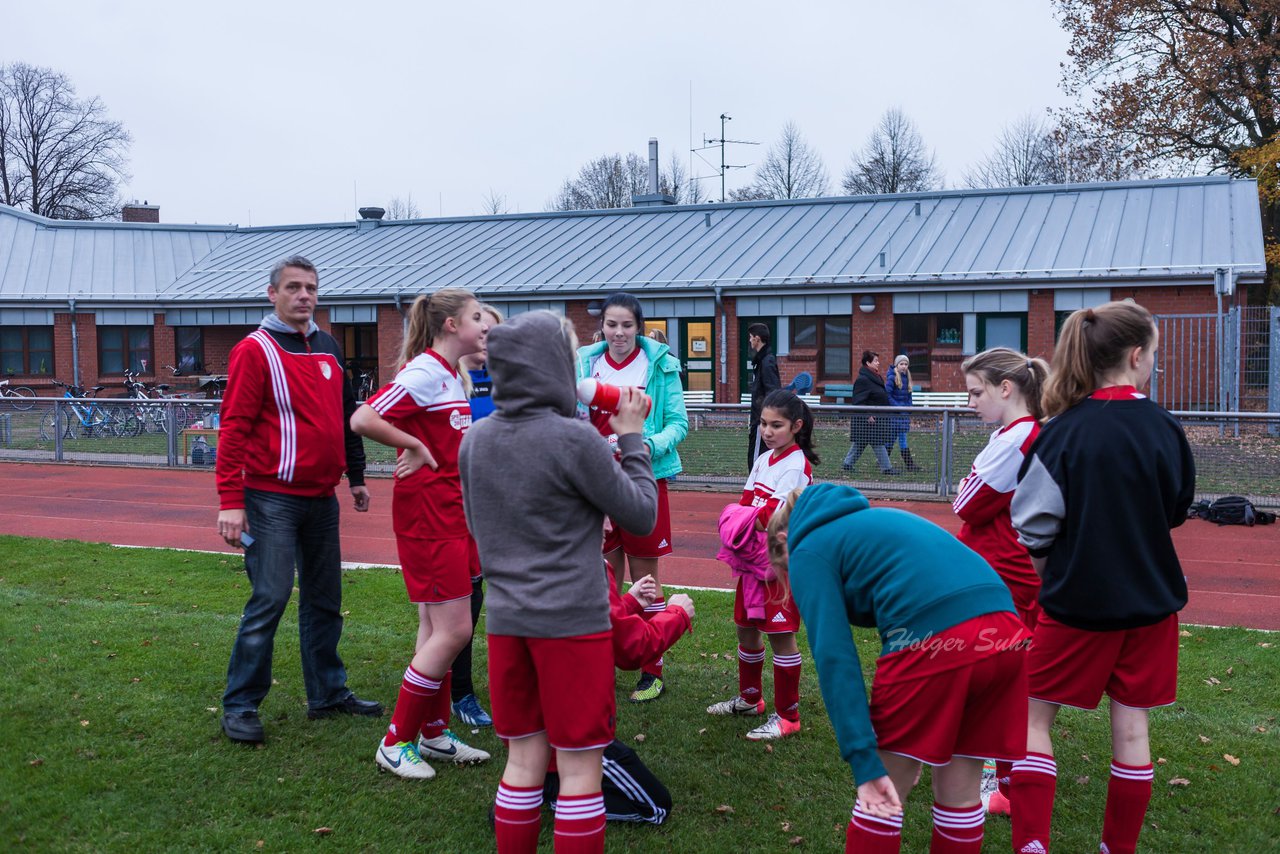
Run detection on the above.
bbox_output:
[450,576,485,701]
[544,739,672,825]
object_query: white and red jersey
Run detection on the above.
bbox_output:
[217,327,358,509]
[953,416,1041,595]
[367,349,472,539]
[587,348,650,447]
[740,443,813,528]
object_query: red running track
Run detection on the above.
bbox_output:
[1,462,1277,630]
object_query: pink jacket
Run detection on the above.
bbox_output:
[717,503,776,620]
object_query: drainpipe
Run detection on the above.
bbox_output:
[69,298,81,387]
[714,285,725,390]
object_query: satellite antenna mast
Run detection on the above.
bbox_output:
[693,113,759,202]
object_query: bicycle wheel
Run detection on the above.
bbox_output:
[40,408,77,441]
[8,387,36,410]
[113,410,144,438]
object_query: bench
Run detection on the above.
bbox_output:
[737,392,821,406]
[684,390,714,406]
[821,383,855,403]
[913,391,970,408]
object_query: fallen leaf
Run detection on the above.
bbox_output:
[1199,735,1211,744]
[781,821,793,832]
[633,733,646,743]
[131,677,140,683]
[1156,757,1167,765]
[1076,775,1090,785]
[1224,754,1240,766]
[313,827,332,835]
[1178,630,1193,637]
[1222,687,1234,693]
[29,758,43,766]
[1226,666,1234,676]
[1256,726,1268,733]
[256,842,264,849]
[1258,642,1272,648]
[789,836,804,846]
[1168,777,1191,786]
[698,728,707,735]
[80,720,89,727]
[765,744,774,754]
[206,707,217,713]
[1081,753,1089,762]
[1204,676,1220,686]
[710,653,719,659]
[716,804,735,814]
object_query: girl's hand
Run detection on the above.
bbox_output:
[628,574,659,607]
[609,387,648,436]
[396,443,438,479]
[855,777,903,818]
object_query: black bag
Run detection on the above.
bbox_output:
[1189,495,1277,526]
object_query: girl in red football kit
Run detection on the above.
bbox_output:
[1010,302,1195,854]
[707,389,815,741]
[351,288,492,780]
[952,347,1048,816]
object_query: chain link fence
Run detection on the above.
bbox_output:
[2,399,1277,509]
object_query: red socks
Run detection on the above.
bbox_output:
[738,645,765,704]
[383,665,440,747]
[1100,761,1153,854]
[640,596,666,679]
[553,792,605,853]
[494,782,542,853]
[930,803,984,852]
[1011,752,1056,853]
[773,651,802,722]
[845,805,903,853]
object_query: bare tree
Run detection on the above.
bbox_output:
[965,115,1055,188]
[727,184,774,202]
[0,63,130,219]
[385,194,421,219]
[550,152,650,211]
[966,114,1141,189]
[842,108,942,195]
[659,152,707,205]
[738,121,829,200]
[480,188,509,215]
[1038,119,1143,185]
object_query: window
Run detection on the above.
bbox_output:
[894,313,963,384]
[0,327,54,376]
[791,315,852,379]
[175,328,205,374]
[99,326,153,375]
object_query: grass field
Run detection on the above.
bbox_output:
[2,537,1276,852]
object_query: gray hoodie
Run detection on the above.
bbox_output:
[458,311,657,638]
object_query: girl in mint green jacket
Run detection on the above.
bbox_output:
[576,293,688,703]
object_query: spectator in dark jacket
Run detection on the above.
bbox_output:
[842,351,898,475]
[747,323,782,470]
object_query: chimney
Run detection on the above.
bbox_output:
[631,138,677,208]
[357,206,385,232]
[122,200,160,223]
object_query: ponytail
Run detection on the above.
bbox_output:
[761,389,820,465]
[396,287,478,372]
[1042,301,1155,418]
[961,347,1050,421]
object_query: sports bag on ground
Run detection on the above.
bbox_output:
[1188,495,1277,526]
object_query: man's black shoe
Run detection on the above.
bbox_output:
[222,711,265,744]
[307,694,384,720]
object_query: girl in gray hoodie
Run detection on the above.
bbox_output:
[459,311,656,854]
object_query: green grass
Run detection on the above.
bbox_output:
[2,537,1278,852]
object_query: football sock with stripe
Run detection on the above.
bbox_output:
[421,670,452,740]
[553,791,605,853]
[1011,751,1056,853]
[494,782,542,854]
[773,651,802,723]
[641,597,665,680]
[738,645,765,704]
[930,802,984,852]
[845,804,902,853]
[1100,761,1153,854]
[383,665,440,748]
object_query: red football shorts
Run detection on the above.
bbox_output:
[396,534,478,604]
[603,478,673,559]
[733,576,801,634]
[1028,612,1179,710]
[871,612,1030,766]
[488,631,616,750]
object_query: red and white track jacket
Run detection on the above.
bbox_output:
[216,324,366,510]
[608,569,691,670]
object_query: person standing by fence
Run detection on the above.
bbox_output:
[216,255,380,745]
[884,355,919,472]
[842,351,898,476]
[747,323,782,471]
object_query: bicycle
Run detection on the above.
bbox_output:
[123,370,176,434]
[348,362,376,401]
[0,379,36,410]
[40,381,140,440]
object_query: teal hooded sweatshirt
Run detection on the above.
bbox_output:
[786,483,1015,785]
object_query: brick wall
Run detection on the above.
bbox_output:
[565,300,599,349]
[720,297,738,402]
[1027,290,1056,361]
[376,303,405,382]
[202,327,254,376]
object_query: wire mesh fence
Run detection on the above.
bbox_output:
[2,399,1277,508]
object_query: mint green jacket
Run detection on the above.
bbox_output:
[575,337,688,480]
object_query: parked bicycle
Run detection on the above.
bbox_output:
[123,370,182,433]
[348,362,376,401]
[40,380,141,440]
[0,379,36,410]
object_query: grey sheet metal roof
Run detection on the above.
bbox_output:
[0,176,1267,306]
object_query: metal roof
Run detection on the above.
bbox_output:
[0,176,1267,306]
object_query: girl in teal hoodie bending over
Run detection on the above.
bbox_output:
[767,483,1030,854]
[576,292,688,703]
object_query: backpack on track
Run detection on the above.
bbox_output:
[1188,495,1277,527]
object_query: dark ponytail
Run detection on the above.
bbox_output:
[761,389,820,465]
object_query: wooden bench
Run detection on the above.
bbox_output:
[913,391,970,408]
[821,383,855,403]
[181,427,219,463]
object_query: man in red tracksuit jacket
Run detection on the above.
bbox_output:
[216,255,380,744]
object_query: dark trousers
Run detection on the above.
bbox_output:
[747,417,765,472]
[223,488,350,714]
[545,739,672,825]
[451,576,485,701]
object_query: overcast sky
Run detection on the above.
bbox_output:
[8,0,1072,227]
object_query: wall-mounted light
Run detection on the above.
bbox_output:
[586,300,604,317]
[859,295,876,314]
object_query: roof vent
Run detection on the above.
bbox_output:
[357,206,385,232]
[358,207,385,220]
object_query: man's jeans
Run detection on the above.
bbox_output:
[223,488,351,714]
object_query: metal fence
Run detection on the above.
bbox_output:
[1152,305,1279,413]
[2,399,1277,508]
